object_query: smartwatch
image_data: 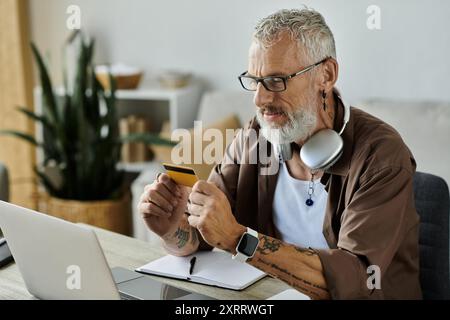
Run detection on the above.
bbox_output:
[232,227,259,262]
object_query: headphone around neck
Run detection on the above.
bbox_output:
[275,99,350,171]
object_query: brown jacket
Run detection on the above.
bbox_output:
[208,94,422,299]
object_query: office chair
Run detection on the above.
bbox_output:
[414,172,450,299]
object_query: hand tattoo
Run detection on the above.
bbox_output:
[190,228,198,245]
[174,227,189,248]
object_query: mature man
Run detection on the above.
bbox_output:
[138,8,421,299]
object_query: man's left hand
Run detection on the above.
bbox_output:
[187,181,246,253]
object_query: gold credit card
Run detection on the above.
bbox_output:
[162,163,199,187]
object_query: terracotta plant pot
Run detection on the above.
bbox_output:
[39,192,132,235]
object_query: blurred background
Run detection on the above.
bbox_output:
[29,0,450,101]
[0,0,449,239]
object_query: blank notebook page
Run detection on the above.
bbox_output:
[136,250,266,290]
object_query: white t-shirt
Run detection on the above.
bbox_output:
[272,163,330,249]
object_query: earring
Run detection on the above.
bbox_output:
[322,90,327,110]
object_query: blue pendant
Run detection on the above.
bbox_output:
[305,198,314,206]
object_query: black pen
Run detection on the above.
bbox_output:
[189,256,196,275]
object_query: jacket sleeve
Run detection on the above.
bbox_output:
[208,126,250,210]
[315,165,419,299]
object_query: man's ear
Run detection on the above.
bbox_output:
[319,58,339,93]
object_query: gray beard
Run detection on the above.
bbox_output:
[256,106,318,145]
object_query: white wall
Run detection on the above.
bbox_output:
[28,0,450,104]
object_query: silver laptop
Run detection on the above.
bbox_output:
[0,200,203,300]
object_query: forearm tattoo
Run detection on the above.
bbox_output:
[294,246,317,256]
[253,235,326,299]
[257,235,282,255]
[256,258,327,299]
[257,235,317,256]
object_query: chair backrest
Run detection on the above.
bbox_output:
[414,172,450,299]
[0,162,8,202]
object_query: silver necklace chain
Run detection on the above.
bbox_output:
[306,170,318,206]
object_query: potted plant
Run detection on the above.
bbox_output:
[0,32,174,235]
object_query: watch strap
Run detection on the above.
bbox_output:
[232,227,259,262]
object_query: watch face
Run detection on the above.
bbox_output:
[238,233,259,256]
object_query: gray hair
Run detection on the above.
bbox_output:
[253,8,336,63]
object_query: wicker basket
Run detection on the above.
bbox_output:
[96,72,143,90]
[39,192,132,235]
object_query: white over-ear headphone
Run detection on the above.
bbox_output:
[274,101,350,171]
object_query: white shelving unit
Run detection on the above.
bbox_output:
[33,79,204,173]
[110,79,203,131]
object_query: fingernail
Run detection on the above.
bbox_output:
[173,200,178,206]
[168,205,173,211]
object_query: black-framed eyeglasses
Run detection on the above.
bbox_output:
[238,58,327,92]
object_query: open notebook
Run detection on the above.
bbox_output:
[136,251,266,290]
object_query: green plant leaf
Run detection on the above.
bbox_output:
[73,38,90,197]
[0,130,59,161]
[15,106,61,161]
[0,130,40,146]
[34,167,60,197]
[31,43,68,166]
[16,106,54,132]
[86,39,95,65]
[31,43,59,125]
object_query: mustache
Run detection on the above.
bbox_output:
[258,106,287,115]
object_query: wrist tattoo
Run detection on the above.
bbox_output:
[257,235,282,255]
[174,227,190,248]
